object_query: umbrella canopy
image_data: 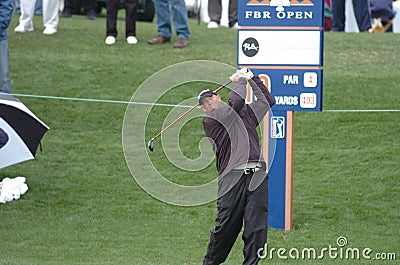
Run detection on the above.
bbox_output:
[0,93,49,169]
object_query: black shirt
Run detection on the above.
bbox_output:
[202,76,274,177]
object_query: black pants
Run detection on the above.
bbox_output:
[106,0,138,38]
[203,172,268,265]
[331,0,371,32]
[208,0,238,27]
[64,0,97,13]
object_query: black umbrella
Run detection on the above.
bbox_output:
[0,93,49,169]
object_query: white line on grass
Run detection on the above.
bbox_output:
[10,93,400,113]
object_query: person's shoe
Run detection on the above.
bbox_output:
[230,22,239,29]
[105,36,116,45]
[43,27,57,35]
[173,38,189,48]
[207,21,219,29]
[127,36,138,44]
[61,9,72,18]
[148,34,170,44]
[14,24,34,33]
[86,9,96,20]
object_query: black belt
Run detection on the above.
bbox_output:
[243,168,260,175]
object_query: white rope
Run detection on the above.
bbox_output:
[10,93,400,113]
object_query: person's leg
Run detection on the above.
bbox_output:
[228,0,238,27]
[242,175,268,265]
[0,40,11,93]
[352,0,371,31]
[82,0,97,11]
[170,0,190,39]
[203,176,247,265]
[124,0,138,38]
[82,0,97,19]
[208,0,222,24]
[62,0,74,17]
[34,0,43,15]
[42,0,59,31]
[153,0,172,38]
[15,0,21,14]
[17,0,35,30]
[106,0,119,37]
[331,0,346,31]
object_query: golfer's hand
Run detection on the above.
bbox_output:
[230,68,254,82]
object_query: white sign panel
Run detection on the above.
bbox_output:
[238,30,322,66]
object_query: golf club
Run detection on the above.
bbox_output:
[148,80,232,152]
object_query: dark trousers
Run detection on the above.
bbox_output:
[331,0,371,31]
[64,0,97,13]
[203,173,268,265]
[208,0,238,27]
[106,0,138,38]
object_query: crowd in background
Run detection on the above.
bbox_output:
[1,0,399,94]
[325,0,397,33]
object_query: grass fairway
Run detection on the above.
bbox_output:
[0,12,399,265]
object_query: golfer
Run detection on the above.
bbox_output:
[199,68,274,265]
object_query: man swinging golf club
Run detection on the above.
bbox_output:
[199,68,274,265]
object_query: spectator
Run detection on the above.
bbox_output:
[105,0,138,45]
[148,0,190,48]
[62,0,97,20]
[324,0,333,31]
[369,0,395,32]
[14,0,59,35]
[331,0,371,32]
[0,0,13,93]
[14,0,42,15]
[207,0,238,29]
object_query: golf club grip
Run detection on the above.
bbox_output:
[151,80,232,141]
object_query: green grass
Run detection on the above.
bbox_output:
[0,12,399,265]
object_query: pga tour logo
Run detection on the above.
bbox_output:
[271,116,285,139]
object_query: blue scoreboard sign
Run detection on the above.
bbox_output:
[237,0,324,230]
[251,68,323,112]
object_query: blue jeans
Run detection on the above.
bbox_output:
[153,0,190,39]
[0,40,11,93]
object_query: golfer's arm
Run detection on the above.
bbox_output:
[213,78,247,124]
[228,77,247,113]
[248,79,268,108]
[251,76,275,107]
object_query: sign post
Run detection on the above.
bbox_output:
[238,0,324,230]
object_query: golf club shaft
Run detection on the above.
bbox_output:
[150,80,232,142]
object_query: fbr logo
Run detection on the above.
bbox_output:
[247,0,314,12]
[242,37,259,57]
[271,116,285,139]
